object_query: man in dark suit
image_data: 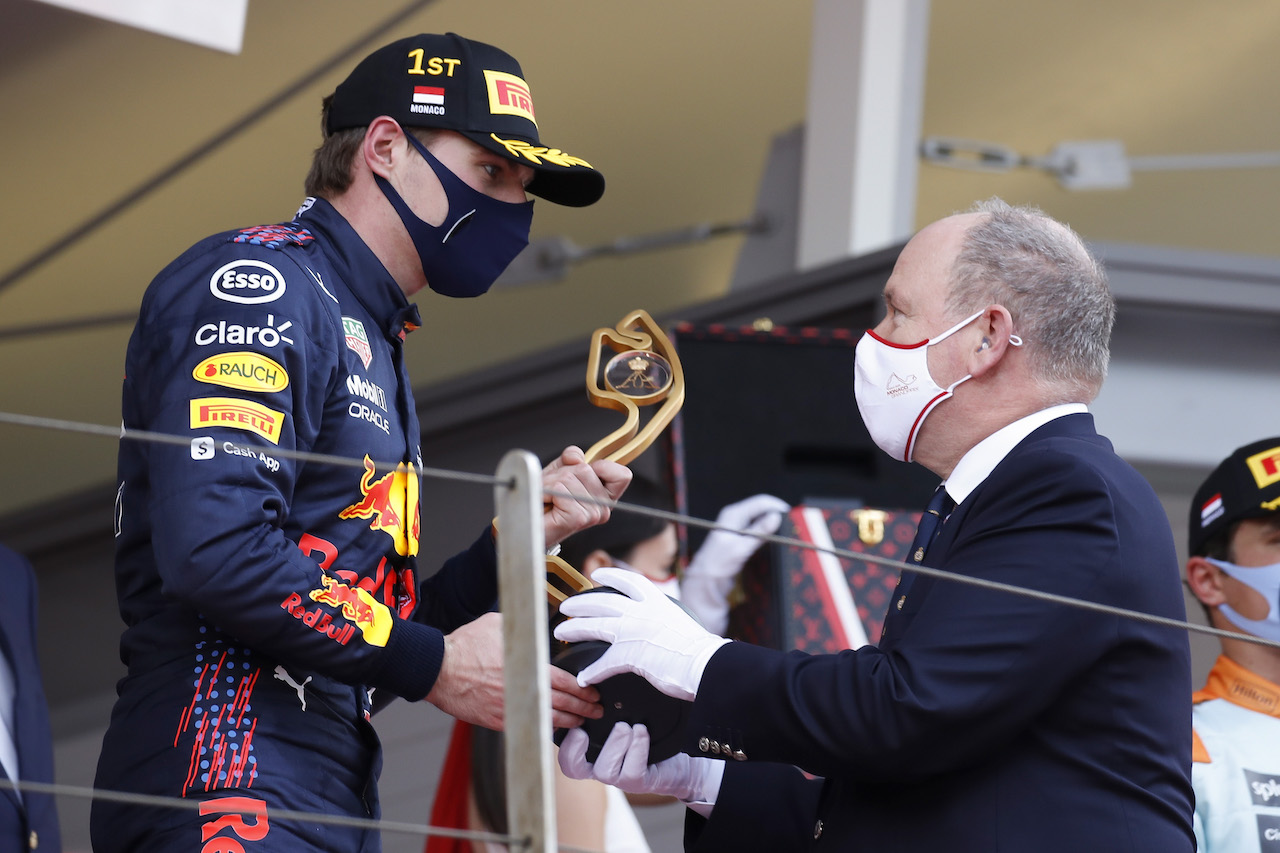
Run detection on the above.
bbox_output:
[554,198,1195,851]
[0,544,61,852]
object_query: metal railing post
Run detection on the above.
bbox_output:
[494,449,555,852]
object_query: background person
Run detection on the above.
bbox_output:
[559,477,788,634]
[555,199,1194,852]
[0,544,61,853]
[1184,436,1280,852]
[92,32,628,853]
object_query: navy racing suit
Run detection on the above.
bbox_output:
[92,197,499,852]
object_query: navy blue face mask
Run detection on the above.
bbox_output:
[375,133,533,298]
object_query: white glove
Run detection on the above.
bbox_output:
[681,494,790,635]
[558,722,724,806]
[554,567,730,701]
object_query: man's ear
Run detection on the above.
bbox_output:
[1186,555,1228,607]
[361,116,405,180]
[967,305,1015,378]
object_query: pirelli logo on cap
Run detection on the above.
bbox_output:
[1245,445,1280,490]
[484,70,536,126]
[190,397,284,445]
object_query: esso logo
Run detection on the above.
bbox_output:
[210,260,287,304]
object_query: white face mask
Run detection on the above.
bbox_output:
[854,310,992,462]
[649,576,682,600]
[1208,557,1280,643]
[611,558,682,600]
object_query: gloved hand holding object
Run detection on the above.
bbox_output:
[558,722,724,807]
[554,567,730,701]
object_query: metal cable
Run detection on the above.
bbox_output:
[2,407,1266,650]
[539,487,1280,653]
[0,778,518,845]
[0,310,140,342]
[0,778,603,852]
[0,411,503,488]
[0,408,1267,847]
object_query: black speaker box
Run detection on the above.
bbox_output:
[671,322,938,555]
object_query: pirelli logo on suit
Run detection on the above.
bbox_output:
[190,397,284,444]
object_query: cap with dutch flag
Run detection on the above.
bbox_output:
[325,32,604,207]
[1188,436,1280,555]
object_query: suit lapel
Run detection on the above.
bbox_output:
[879,414,1101,647]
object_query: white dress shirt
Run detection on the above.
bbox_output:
[943,403,1089,505]
[0,646,21,802]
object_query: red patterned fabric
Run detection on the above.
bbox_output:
[730,504,919,651]
[425,720,474,853]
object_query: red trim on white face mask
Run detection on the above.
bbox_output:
[866,328,930,350]
[903,390,951,462]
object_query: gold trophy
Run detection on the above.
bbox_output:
[545,309,684,605]
[548,309,690,762]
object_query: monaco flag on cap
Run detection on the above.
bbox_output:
[1200,493,1224,527]
[413,86,444,105]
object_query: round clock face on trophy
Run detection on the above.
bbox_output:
[603,350,674,403]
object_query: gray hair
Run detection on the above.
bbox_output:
[946,197,1115,402]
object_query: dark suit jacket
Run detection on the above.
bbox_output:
[0,545,61,852]
[683,414,1194,852]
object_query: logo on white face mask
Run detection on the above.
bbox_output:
[886,373,918,396]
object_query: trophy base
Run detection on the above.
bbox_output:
[551,640,691,764]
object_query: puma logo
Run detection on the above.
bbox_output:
[273,665,312,711]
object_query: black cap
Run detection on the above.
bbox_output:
[326,33,604,207]
[1189,437,1280,555]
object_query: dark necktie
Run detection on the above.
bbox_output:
[892,486,956,611]
[910,485,956,566]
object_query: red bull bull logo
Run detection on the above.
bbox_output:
[339,455,420,556]
[285,574,393,647]
[295,537,419,619]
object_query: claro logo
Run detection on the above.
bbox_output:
[210,259,287,304]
